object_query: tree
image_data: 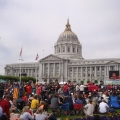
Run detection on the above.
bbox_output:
[0,75,36,82]
[81,80,84,84]
[94,80,98,84]
[87,80,90,83]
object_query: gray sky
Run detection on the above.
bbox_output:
[0,0,120,75]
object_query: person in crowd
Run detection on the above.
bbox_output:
[80,84,85,94]
[58,87,64,96]
[20,106,35,120]
[55,83,60,92]
[36,84,42,101]
[26,83,32,98]
[0,95,10,119]
[75,95,83,104]
[19,83,24,96]
[63,83,68,96]
[13,83,19,99]
[75,84,80,95]
[50,93,62,109]
[83,100,94,116]
[22,94,28,105]
[102,92,109,103]
[47,94,53,105]
[16,95,25,110]
[35,107,48,120]
[0,105,2,117]
[118,94,120,104]
[50,83,55,94]
[28,94,34,105]
[99,99,109,114]
[0,83,4,99]
[30,95,39,112]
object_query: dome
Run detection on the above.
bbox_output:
[54,19,83,60]
[57,19,80,44]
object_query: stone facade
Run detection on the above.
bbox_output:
[4,20,120,83]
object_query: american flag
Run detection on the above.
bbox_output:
[19,47,22,56]
[35,54,39,60]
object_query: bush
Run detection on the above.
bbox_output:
[0,75,36,82]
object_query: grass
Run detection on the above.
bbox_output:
[48,109,120,120]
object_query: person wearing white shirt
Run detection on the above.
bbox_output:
[99,99,109,113]
[80,84,85,94]
[83,100,94,116]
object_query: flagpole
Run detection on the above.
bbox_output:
[19,47,23,83]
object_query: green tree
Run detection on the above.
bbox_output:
[0,75,36,82]
[94,80,98,84]
[81,80,84,84]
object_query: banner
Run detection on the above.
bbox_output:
[105,80,120,85]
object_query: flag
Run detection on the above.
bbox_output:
[35,54,39,60]
[20,47,22,56]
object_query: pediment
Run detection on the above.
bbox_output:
[40,54,63,62]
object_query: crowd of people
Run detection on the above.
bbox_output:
[0,81,120,120]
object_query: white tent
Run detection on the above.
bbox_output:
[59,81,67,84]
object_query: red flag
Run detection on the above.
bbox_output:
[35,54,39,60]
[20,48,22,56]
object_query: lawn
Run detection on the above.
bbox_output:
[51,109,120,120]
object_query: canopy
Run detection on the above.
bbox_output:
[59,81,67,84]
[0,79,6,83]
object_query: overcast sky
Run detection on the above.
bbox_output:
[0,0,120,75]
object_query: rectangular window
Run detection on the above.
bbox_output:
[68,47,70,52]
[73,48,75,52]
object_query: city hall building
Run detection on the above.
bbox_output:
[5,20,120,83]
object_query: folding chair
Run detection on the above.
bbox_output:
[73,103,83,115]
[61,103,70,115]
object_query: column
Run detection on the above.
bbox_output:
[107,66,109,76]
[114,65,116,70]
[109,65,110,71]
[43,63,44,76]
[48,63,50,82]
[28,69,29,76]
[95,66,96,78]
[104,66,106,77]
[100,66,101,77]
[86,67,87,81]
[81,67,83,79]
[116,65,118,70]
[90,66,91,81]
[72,67,74,81]
[59,63,61,76]
[77,67,78,81]
[54,63,55,76]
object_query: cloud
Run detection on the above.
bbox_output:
[0,0,120,74]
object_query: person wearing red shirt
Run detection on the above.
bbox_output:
[26,84,32,97]
[36,84,42,101]
[0,95,10,120]
[63,83,68,96]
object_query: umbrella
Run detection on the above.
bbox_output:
[0,79,6,83]
[59,81,67,84]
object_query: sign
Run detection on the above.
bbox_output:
[105,80,120,85]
